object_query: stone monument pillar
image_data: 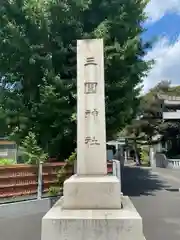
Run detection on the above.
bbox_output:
[62,39,121,210]
[41,39,146,240]
[77,39,107,175]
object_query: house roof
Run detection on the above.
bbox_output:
[157,94,180,101]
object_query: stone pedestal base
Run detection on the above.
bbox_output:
[63,175,121,209]
[41,196,146,240]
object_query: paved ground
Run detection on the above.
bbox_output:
[1,166,180,240]
[0,193,51,204]
[0,197,59,240]
[0,212,45,240]
[152,167,180,186]
[122,166,180,240]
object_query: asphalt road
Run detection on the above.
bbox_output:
[0,212,45,240]
[122,166,180,240]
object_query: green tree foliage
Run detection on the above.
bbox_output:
[0,0,151,158]
[20,131,48,164]
[126,81,180,143]
[0,158,16,165]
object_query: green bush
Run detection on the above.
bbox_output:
[140,147,149,165]
[67,151,77,165]
[57,151,76,186]
[48,186,61,197]
[49,151,76,194]
[20,132,48,164]
[0,158,16,165]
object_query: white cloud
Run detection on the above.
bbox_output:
[143,36,180,92]
[145,0,180,23]
[143,1,180,92]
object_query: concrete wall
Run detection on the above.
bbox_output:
[155,153,168,168]
[163,111,180,119]
[155,153,180,169]
[167,159,180,169]
[0,197,59,240]
[153,142,163,153]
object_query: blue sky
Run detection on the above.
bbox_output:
[142,0,180,92]
[143,13,180,43]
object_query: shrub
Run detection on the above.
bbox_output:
[48,186,61,197]
[140,147,149,165]
[0,158,16,165]
[48,151,76,194]
[57,151,76,186]
[20,132,48,164]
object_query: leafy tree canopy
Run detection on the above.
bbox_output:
[125,80,180,143]
[0,0,151,158]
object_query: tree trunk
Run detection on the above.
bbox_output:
[134,140,140,165]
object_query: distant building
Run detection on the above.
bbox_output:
[0,138,17,161]
[157,94,180,120]
[156,94,180,154]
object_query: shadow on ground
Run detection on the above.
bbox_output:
[122,166,170,196]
